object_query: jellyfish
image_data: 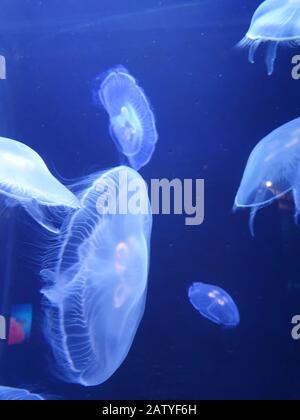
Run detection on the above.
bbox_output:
[40,166,152,386]
[238,0,300,75]
[188,283,240,328]
[234,117,300,235]
[0,136,80,233]
[96,67,158,170]
[0,386,44,400]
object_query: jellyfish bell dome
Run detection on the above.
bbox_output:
[234,117,300,234]
[239,0,300,75]
[40,166,152,386]
[0,137,79,208]
[0,137,80,232]
[235,118,300,208]
[247,0,300,41]
[188,282,240,328]
[96,67,158,170]
[0,386,44,401]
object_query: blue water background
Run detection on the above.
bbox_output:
[0,0,299,400]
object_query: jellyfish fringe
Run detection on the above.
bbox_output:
[238,35,300,75]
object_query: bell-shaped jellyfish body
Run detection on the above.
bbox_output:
[238,0,300,75]
[40,166,152,386]
[0,386,44,400]
[234,117,300,235]
[0,137,80,233]
[96,67,158,170]
[188,283,240,328]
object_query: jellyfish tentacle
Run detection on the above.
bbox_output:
[22,200,60,234]
[248,40,260,64]
[293,188,300,226]
[249,206,259,237]
[265,42,279,76]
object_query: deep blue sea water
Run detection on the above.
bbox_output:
[0,0,299,400]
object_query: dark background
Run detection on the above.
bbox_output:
[0,0,299,400]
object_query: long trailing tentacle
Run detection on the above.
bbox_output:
[249,206,259,237]
[265,41,279,76]
[237,36,261,63]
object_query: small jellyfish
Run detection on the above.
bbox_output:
[0,386,44,400]
[238,0,300,75]
[40,166,152,386]
[188,283,240,328]
[234,117,300,235]
[0,137,80,233]
[96,67,158,170]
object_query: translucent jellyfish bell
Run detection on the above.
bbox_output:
[0,386,44,400]
[40,166,152,386]
[188,283,240,328]
[96,67,158,170]
[0,137,80,233]
[238,0,300,75]
[234,117,300,235]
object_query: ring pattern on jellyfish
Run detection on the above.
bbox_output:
[95,67,158,170]
[188,283,240,328]
[238,0,300,75]
[40,166,152,386]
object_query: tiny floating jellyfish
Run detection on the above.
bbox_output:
[0,386,44,400]
[188,283,240,328]
[0,137,80,233]
[234,117,300,235]
[96,67,158,170]
[238,0,300,75]
[40,166,152,386]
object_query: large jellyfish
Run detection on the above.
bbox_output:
[40,166,152,386]
[0,386,44,400]
[188,283,240,328]
[0,137,80,233]
[96,67,158,170]
[238,0,300,75]
[234,117,300,235]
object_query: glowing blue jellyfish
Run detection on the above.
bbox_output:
[234,117,300,235]
[0,386,44,400]
[0,137,80,233]
[238,0,300,75]
[188,283,240,328]
[40,166,152,386]
[96,67,158,170]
